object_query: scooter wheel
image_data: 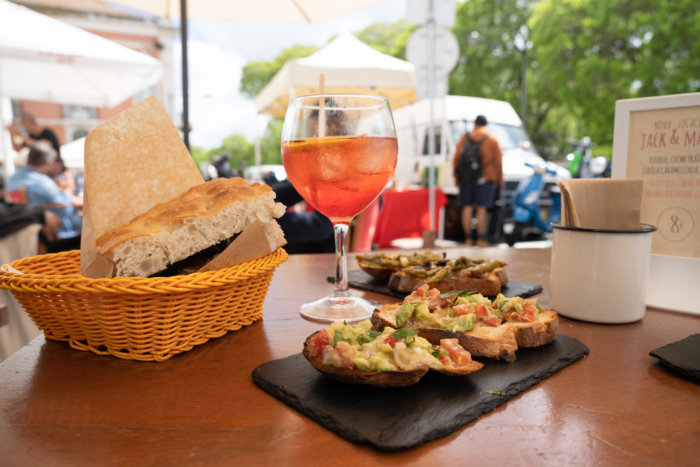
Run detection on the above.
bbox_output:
[506,224,523,246]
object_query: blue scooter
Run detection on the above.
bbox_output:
[505,161,562,246]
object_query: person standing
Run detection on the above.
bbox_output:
[7,113,61,156]
[452,115,503,246]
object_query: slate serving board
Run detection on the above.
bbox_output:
[252,334,589,451]
[328,269,543,299]
[649,333,700,382]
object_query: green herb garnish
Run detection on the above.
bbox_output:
[357,330,381,345]
[392,328,419,340]
[392,328,419,346]
[485,390,507,396]
[440,289,475,306]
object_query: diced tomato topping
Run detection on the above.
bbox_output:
[310,330,331,356]
[334,341,355,369]
[474,303,489,319]
[384,333,400,348]
[481,315,502,326]
[454,303,472,316]
[505,299,538,323]
[439,338,472,366]
[439,352,451,366]
[404,285,448,311]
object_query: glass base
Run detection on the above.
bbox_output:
[299,295,378,323]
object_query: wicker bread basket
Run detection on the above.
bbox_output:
[0,248,288,361]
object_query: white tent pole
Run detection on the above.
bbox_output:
[254,114,261,168]
[427,0,436,234]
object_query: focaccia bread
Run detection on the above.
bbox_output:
[388,257,509,297]
[372,284,558,362]
[97,177,286,277]
[303,319,483,387]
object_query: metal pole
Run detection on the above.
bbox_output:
[521,46,527,130]
[180,0,190,151]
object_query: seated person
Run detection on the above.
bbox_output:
[0,201,61,252]
[273,180,334,254]
[6,143,81,252]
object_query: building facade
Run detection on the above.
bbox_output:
[9,0,178,158]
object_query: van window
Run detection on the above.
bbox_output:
[449,120,537,153]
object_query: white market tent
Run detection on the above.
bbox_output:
[255,33,417,118]
[0,0,161,181]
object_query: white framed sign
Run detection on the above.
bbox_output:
[612,92,700,316]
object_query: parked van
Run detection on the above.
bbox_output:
[393,95,569,192]
[392,95,570,240]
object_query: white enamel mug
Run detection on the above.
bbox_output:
[550,224,657,324]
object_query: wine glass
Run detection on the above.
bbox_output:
[281,94,398,322]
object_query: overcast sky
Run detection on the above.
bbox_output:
[176,0,407,149]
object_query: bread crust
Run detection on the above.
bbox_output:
[356,260,396,280]
[388,267,508,297]
[372,302,558,363]
[97,177,285,277]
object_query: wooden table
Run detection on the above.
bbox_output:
[1,247,698,466]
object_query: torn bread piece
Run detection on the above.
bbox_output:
[97,177,285,277]
[199,220,285,273]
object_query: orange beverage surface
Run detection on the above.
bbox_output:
[282,136,397,223]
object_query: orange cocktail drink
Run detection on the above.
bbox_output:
[282,135,397,225]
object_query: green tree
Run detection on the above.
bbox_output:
[449,0,535,120]
[355,20,416,59]
[240,44,318,99]
[258,118,284,165]
[531,0,700,149]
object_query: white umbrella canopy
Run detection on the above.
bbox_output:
[59,136,86,170]
[255,33,416,117]
[107,0,391,22]
[0,0,161,108]
[108,0,394,147]
[0,0,162,183]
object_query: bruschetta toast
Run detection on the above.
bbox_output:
[302,319,483,387]
[371,284,558,362]
[387,256,509,297]
[356,250,444,280]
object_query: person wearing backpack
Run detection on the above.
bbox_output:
[451,115,503,246]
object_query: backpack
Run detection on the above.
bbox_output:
[456,135,483,185]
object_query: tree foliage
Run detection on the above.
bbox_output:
[239,44,318,99]
[354,20,416,59]
[530,0,700,149]
[222,2,698,165]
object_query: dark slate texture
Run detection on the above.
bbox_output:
[328,269,543,299]
[252,334,589,450]
[649,333,700,382]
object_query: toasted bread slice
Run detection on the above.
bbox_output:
[372,302,558,363]
[303,331,428,387]
[356,259,396,280]
[508,309,559,348]
[389,267,508,296]
[356,250,445,280]
[302,321,483,387]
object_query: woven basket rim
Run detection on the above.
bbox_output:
[0,247,288,294]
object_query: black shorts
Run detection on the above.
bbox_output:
[458,182,496,208]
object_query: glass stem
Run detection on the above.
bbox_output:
[332,223,350,299]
